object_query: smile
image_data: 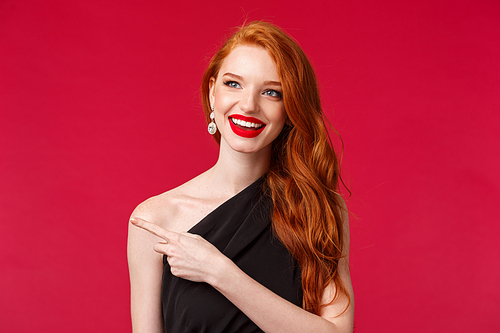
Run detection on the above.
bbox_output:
[228,115,266,138]
[230,118,264,129]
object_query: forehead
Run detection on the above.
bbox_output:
[218,45,279,81]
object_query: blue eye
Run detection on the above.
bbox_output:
[224,81,241,88]
[264,90,282,98]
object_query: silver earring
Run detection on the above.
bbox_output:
[208,106,217,135]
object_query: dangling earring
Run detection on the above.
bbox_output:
[208,105,217,135]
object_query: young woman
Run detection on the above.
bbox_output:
[128,21,354,332]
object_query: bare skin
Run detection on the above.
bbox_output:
[127,45,354,332]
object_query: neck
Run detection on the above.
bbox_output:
[207,139,271,196]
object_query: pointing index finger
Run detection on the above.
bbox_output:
[130,217,176,241]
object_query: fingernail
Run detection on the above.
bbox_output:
[130,217,138,224]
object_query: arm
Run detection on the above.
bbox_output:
[127,212,165,333]
[211,256,353,333]
[211,205,354,332]
[130,213,354,333]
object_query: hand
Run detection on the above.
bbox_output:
[130,217,227,284]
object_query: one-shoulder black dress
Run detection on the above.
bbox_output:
[161,177,303,332]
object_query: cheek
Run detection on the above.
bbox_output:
[214,91,235,114]
[212,93,228,123]
[213,110,224,128]
[271,107,287,127]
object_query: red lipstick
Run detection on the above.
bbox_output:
[228,115,266,138]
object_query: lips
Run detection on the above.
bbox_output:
[228,114,266,138]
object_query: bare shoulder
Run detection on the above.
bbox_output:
[129,171,222,234]
[127,177,205,274]
[127,189,176,265]
[130,189,178,231]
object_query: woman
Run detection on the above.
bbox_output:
[128,21,354,332]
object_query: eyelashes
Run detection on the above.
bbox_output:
[223,80,241,89]
[264,89,282,99]
[223,81,282,99]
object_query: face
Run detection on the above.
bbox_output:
[209,45,286,155]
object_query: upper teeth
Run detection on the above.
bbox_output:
[231,118,264,129]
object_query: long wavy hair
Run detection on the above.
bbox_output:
[201,21,349,315]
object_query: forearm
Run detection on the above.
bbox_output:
[210,258,350,333]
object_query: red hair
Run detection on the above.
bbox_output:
[201,21,349,315]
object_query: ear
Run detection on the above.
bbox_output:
[209,77,216,107]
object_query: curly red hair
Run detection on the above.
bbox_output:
[201,21,349,315]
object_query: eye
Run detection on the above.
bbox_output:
[223,81,241,89]
[264,89,282,99]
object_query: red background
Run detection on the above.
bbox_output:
[1,0,499,331]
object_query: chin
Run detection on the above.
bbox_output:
[229,142,272,155]
[220,134,273,156]
[231,146,261,154]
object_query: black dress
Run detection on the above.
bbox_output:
[161,177,303,332]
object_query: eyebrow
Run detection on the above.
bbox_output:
[222,72,282,87]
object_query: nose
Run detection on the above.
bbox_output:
[238,89,259,113]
